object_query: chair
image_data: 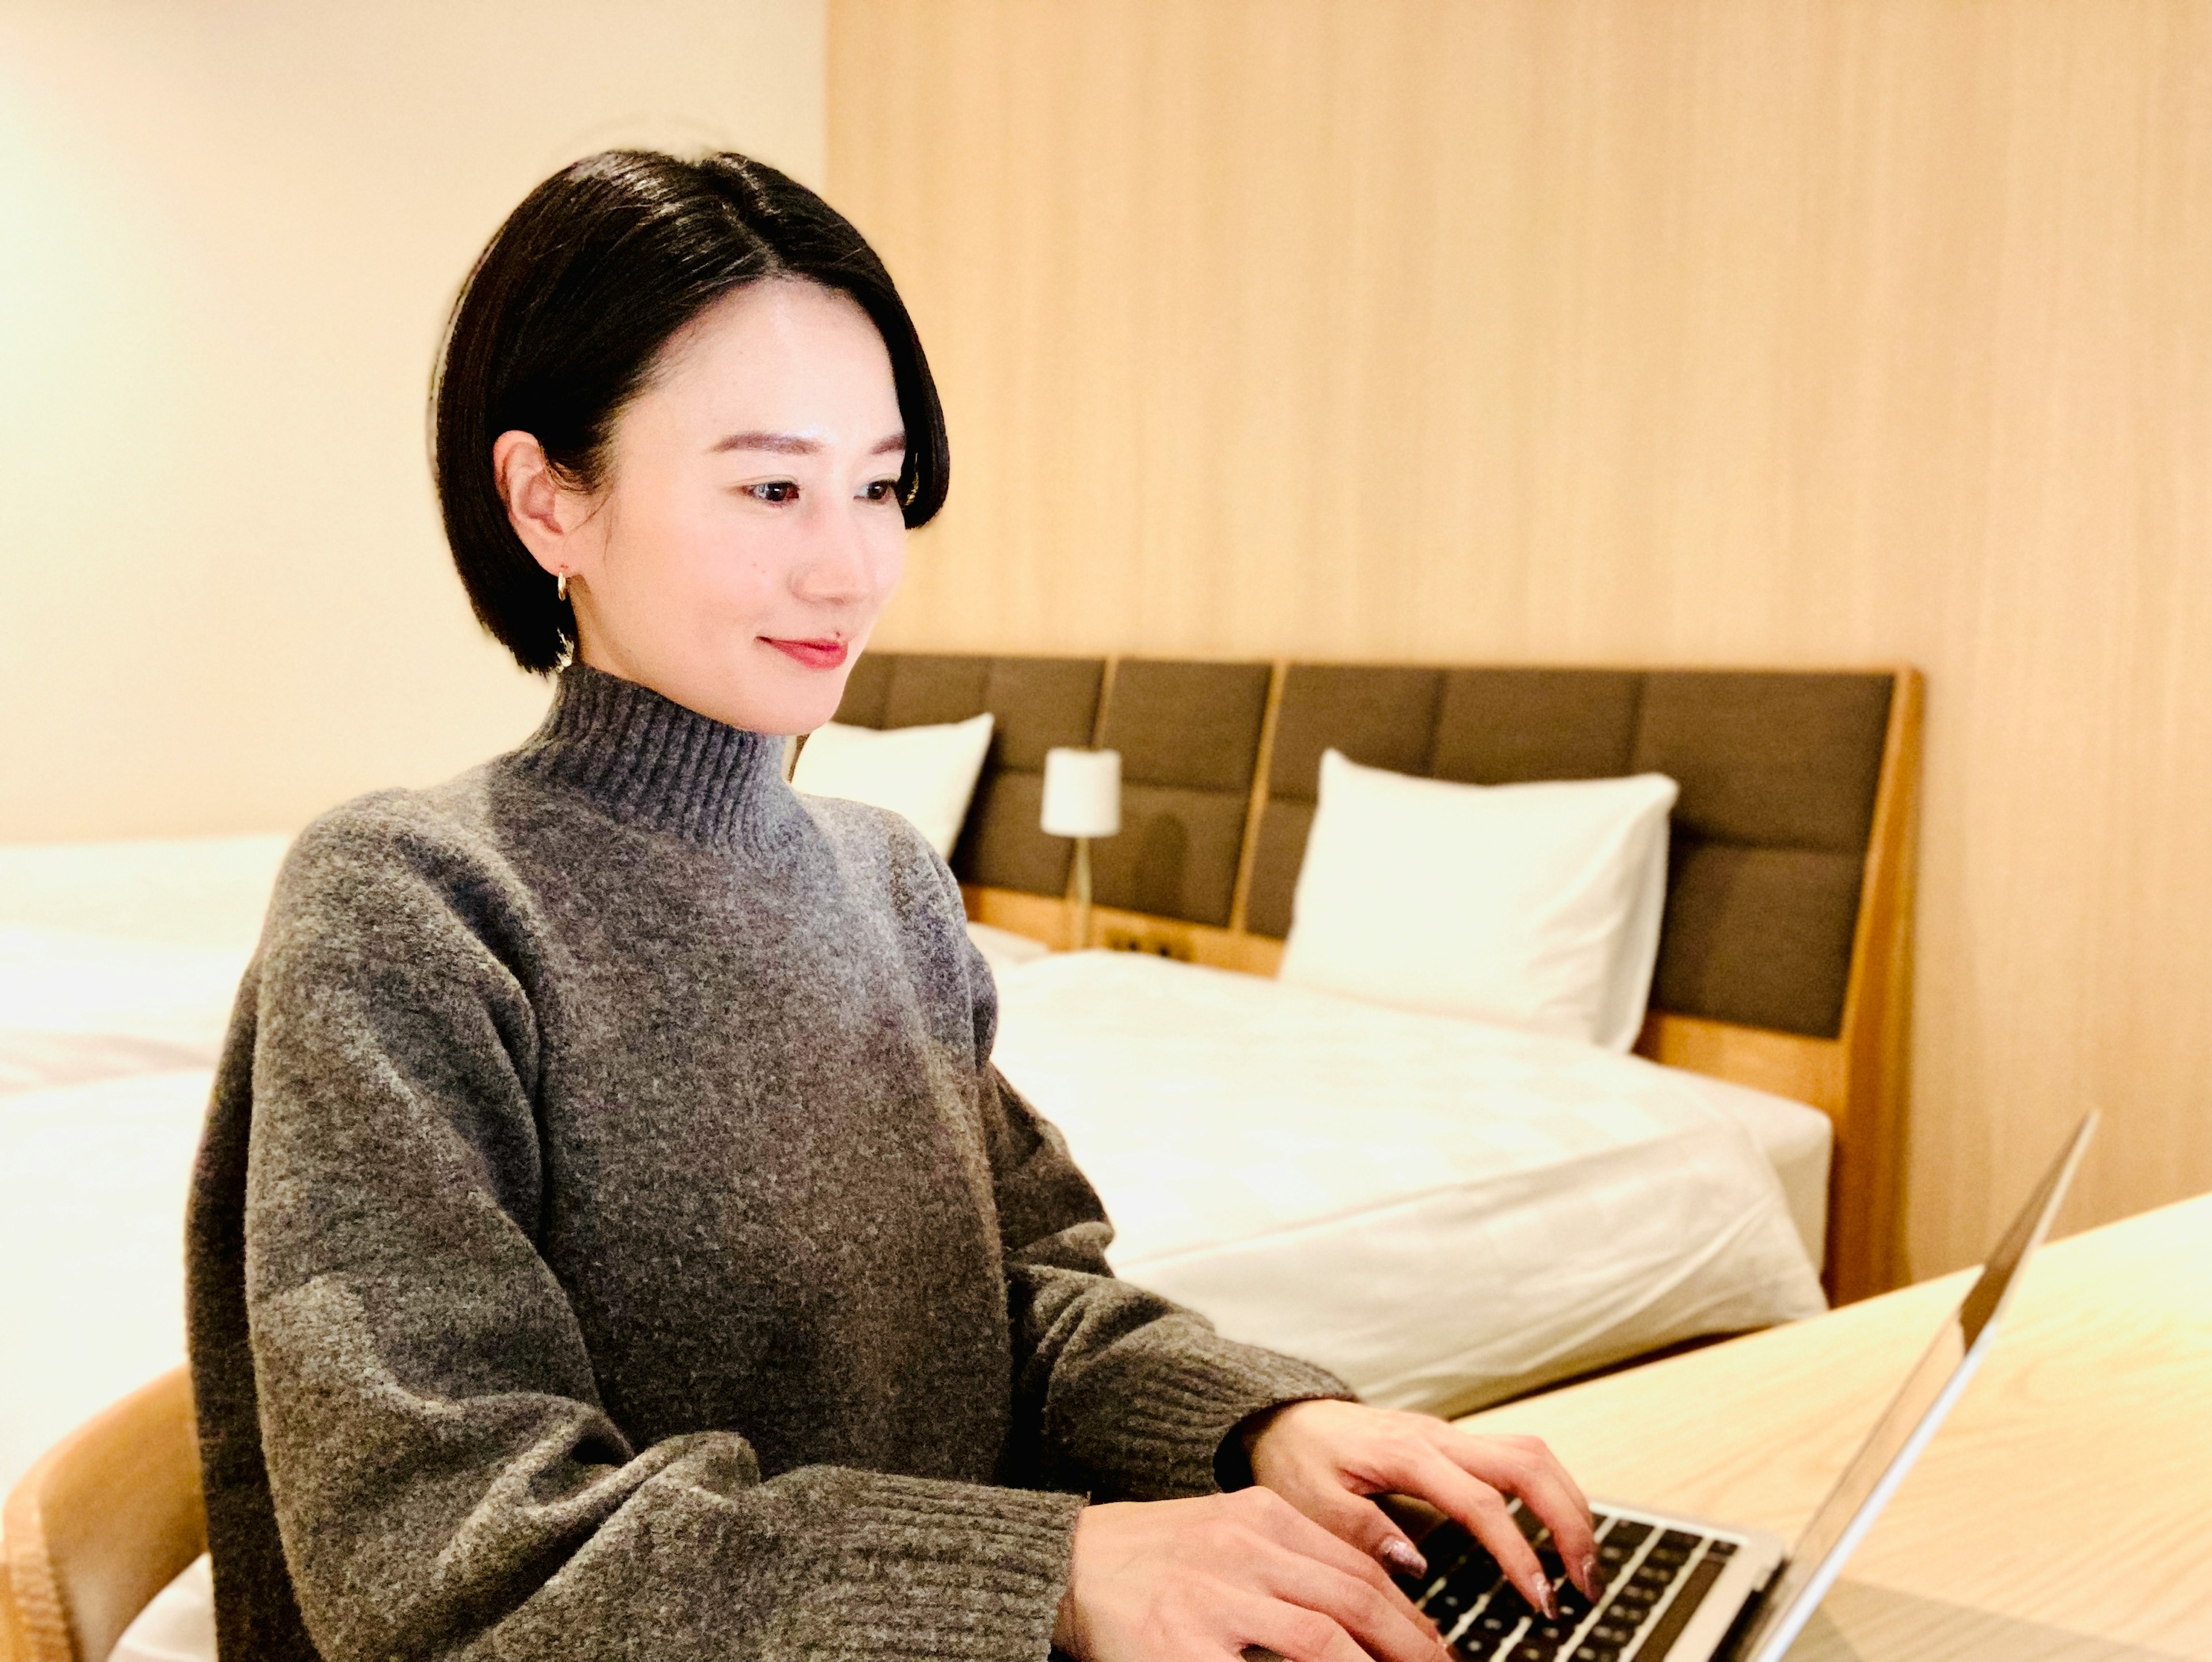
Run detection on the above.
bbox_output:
[1,1369,206,1662]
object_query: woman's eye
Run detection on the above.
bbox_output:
[747,481,798,503]
[861,478,900,502]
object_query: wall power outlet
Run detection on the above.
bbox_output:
[1101,927,1194,961]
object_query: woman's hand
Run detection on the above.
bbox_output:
[1052,1489,1452,1662]
[1243,1400,1600,1621]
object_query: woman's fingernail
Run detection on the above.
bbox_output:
[1581,1552,1604,1593]
[1380,1536,1429,1578]
[1533,1576,1560,1620]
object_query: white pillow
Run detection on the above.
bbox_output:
[791,713,995,860]
[1278,751,1677,1050]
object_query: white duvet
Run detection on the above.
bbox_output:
[989,951,1827,1417]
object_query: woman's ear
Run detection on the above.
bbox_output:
[493,430,577,578]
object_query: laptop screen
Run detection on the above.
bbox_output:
[1735,1113,2097,1662]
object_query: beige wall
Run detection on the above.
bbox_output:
[0,0,824,842]
[829,0,2212,1277]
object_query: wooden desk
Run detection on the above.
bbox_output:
[1457,1194,2212,1660]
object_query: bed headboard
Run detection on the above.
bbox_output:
[1089,659,1272,926]
[831,654,1922,1303]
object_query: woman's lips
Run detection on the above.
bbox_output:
[762,637,849,671]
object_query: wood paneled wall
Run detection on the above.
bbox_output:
[827,0,2212,1279]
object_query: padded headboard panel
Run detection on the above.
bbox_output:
[1246,665,1893,1039]
[1089,659,1273,927]
[831,651,1105,894]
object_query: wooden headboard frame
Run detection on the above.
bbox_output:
[963,660,1923,1305]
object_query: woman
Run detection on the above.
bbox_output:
[186,150,1600,1662]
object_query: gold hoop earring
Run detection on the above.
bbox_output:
[556,571,569,603]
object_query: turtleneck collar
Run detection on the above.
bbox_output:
[508,663,800,853]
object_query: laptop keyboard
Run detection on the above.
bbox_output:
[1392,1504,1741,1662]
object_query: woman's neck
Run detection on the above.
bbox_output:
[509,662,797,853]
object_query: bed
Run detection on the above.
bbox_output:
[988,951,1827,1415]
[832,653,1922,1409]
[0,841,287,1496]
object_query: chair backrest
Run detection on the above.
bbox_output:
[1,1369,206,1662]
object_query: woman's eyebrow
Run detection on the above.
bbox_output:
[710,430,908,456]
[713,430,819,455]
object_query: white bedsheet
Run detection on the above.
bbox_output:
[0,925,247,1092]
[0,833,276,1092]
[0,833,291,951]
[1672,1067,1831,1268]
[112,1553,214,1662]
[990,951,1827,1416]
[0,836,285,1496]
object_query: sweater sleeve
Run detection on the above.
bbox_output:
[238,809,1081,1662]
[966,947,1354,1503]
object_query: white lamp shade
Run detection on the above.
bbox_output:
[1040,747,1122,838]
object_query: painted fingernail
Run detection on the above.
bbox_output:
[1581,1552,1605,1594]
[1380,1536,1429,1578]
[1533,1576,1560,1621]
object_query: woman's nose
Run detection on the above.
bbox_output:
[790,498,880,605]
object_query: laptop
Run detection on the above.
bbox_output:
[1393,1113,2098,1662]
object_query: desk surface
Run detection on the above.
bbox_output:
[1457,1192,2212,1661]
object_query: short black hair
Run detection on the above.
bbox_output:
[432,150,949,673]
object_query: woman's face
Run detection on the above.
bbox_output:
[499,278,910,735]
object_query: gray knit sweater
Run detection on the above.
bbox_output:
[185,664,1347,1662]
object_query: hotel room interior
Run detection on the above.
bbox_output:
[2,3,2206,1659]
